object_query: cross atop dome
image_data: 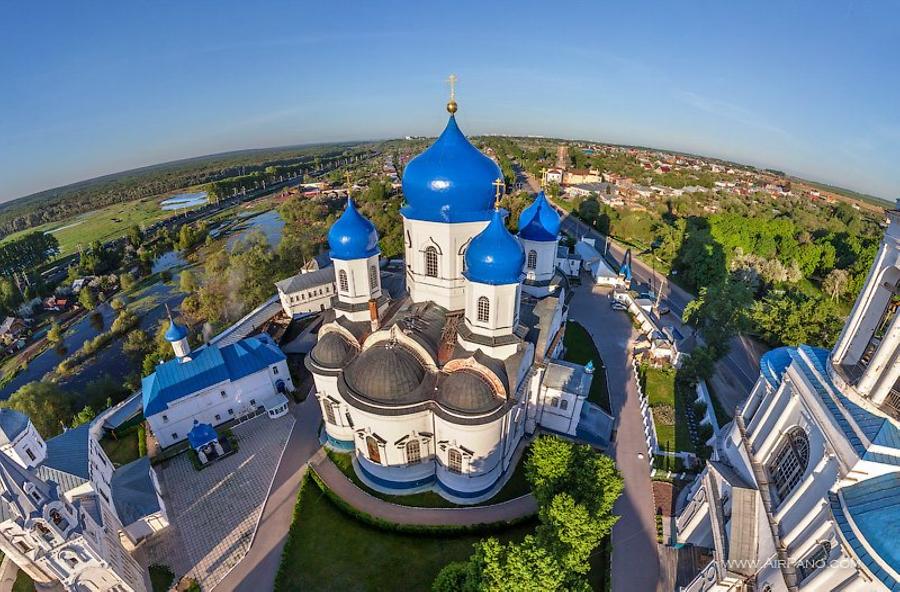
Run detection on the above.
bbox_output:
[446,73,458,114]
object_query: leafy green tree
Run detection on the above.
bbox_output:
[46,321,63,345]
[127,224,143,248]
[78,287,97,310]
[70,406,96,428]
[3,382,73,438]
[179,269,199,294]
[123,329,152,361]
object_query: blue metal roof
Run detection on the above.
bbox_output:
[463,208,525,285]
[42,424,91,480]
[142,335,285,417]
[187,422,218,449]
[327,197,380,261]
[760,346,793,388]
[0,409,29,445]
[830,473,900,591]
[400,115,500,223]
[111,457,161,526]
[517,191,560,242]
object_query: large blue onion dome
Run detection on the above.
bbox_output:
[328,197,380,260]
[517,191,560,242]
[464,208,525,285]
[164,316,188,342]
[401,115,501,223]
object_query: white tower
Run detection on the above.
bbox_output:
[327,196,384,325]
[517,191,561,297]
[830,200,900,417]
[0,409,46,469]
[457,207,525,360]
[164,305,190,361]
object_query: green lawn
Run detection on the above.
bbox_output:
[149,564,175,592]
[562,321,612,412]
[100,424,144,466]
[274,476,535,592]
[641,365,694,453]
[326,449,531,508]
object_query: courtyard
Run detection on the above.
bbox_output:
[138,413,295,590]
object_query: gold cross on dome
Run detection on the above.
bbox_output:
[448,74,457,101]
[345,172,353,194]
[493,177,504,208]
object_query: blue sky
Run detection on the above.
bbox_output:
[1,1,898,202]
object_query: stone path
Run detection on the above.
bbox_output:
[139,413,294,591]
[310,451,538,526]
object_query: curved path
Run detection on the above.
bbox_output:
[310,451,537,526]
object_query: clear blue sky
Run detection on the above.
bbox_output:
[2,1,898,202]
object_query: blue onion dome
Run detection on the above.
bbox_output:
[517,191,560,242]
[401,115,502,223]
[165,319,188,342]
[327,197,380,260]
[464,208,525,285]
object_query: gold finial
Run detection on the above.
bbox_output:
[446,73,458,114]
[493,177,504,209]
[345,171,353,196]
[540,167,547,190]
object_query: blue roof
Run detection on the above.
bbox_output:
[463,208,525,285]
[142,335,285,417]
[0,409,29,445]
[517,192,560,242]
[830,473,900,590]
[111,457,161,526]
[165,319,188,342]
[400,115,501,223]
[327,198,380,261]
[760,346,793,388]
[42,424,91,480]
[187,422,218,449]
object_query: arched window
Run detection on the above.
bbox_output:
[338,270,349,292]
[323,402,336,425]
[369,265,378,291]
[477,296,490,323]
[366,436,381,464]
[768,427,810,501]
[425,246,439,278]
[406,440,421,464]
[448,449,462,474]
[527,249,537,270]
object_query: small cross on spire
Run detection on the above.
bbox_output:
[493,177,504,209]
[446,73,458,114]
[345,171,353,196]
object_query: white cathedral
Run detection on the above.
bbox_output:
[676,204,900,591]
[307,98,612,503]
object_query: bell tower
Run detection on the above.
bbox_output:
[830,200,900,418]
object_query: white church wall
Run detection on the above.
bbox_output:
[351,407,435,486]
[1,422,46,469]
[277,281,335,317]
[433,412,511,496]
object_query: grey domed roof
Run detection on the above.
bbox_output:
[437,370,502,415]
[344,344,426,403]
[0,409,29,445]
[311,332,355,368]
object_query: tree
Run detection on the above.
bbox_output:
[127,224,143,248]
[46,321,63,345]
[823,269,850,301]
[70,406,96,428]
[78,287,97,310]
[120,272,136,292]
[110,297,126,312]
[179,269,199,294]
[2,382,72,438]
[123,329,152,361]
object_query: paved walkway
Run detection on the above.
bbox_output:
[569,283,661,592]
[310,451,538,526]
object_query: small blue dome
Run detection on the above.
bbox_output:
[517,192,560,242]
[328,198,380,261]
[165,319,188,342]
[401,115,501,223]
[464,209,525,285]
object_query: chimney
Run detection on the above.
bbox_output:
[368,299,380,331]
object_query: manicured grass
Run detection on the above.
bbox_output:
[562,321,612,412]
[274,476,535,592]
[326,449,531,508]
[100,424,144,466]
[641,365,694,453]
[1,197,179,257]
[149,564,175,592]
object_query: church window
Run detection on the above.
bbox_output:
[448,448,462,474]
[214,414,221,421]
[220,391,227,398]
[550,397,559,407]
[369,265,378,291]
[250,399,257,406]
[339,270,349,292]
[527,250,537,270]
[25,448,35,461]
[272,366,279,375]
[366,436,381,464]
[768,427,810,502]
[406,440,421,464]
[797,542,831,582]
[324,403,336,425]
[15,541,30,553]
[162,415,168,422]
[477,296,490,323]
[228,408,234,415]
[560,399,569,411]
[425,246,439,277]
[171,433,178,440]
[345,411,354,428]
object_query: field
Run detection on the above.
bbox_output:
[0,196,179,256]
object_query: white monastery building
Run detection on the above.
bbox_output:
[675,202,900,591]
[307,98,612,504]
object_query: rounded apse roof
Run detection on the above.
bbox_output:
[327,198,380,261]
[310,332,355,368]
[464,208,525,285]
[401,115,501,223]
[344,343,427,403]
[517,191,560,242]
[437,370,502,414]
